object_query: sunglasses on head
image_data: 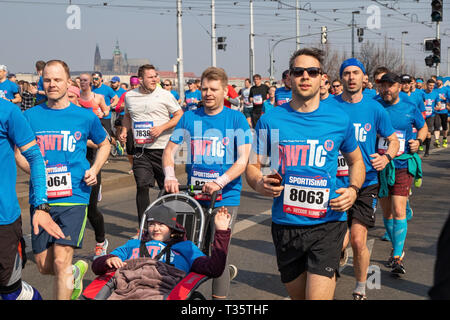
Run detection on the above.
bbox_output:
[290,67,322,78]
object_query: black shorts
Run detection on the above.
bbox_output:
[434,113,448,131]
[426,116,435,133]
[133,148,164,189]
[347,184,378,228]
[0,217,25,289]
[271,220,347,283]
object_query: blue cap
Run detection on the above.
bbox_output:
[339,58,366,78]
[111,76,120,83]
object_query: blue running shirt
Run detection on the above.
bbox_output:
[254,101,358,226]
[377,97,425,168]
[93,84,118,119]
[274,87,292,106]
[24,103,107,205]
[184,90,202,111]
[0,100,36,224]
[170,107,251,207]
[0,79,19,100]
[423,90,441,118]
[334,95,395,188]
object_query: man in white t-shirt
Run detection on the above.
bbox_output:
[119,64,183,225]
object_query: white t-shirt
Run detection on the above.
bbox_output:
[124,86,181,149]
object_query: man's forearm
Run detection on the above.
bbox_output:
[348,159,365,188]
[91,140,110,174]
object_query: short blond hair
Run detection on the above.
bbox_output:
[201,67,228,88]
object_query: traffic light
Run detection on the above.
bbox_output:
[424,39,434,51]
[431,0,443,22]
[425,55,434,67]
[431,38,441,64]
[217,37,227,51]
[321,26,327,44]
[357,28,364,43]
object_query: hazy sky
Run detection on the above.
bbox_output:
[0,0,449,80]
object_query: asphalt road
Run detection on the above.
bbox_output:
[20,145,450,300]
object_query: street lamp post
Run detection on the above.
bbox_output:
[401,31,408,74]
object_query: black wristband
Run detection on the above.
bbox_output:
[384,153,392,162]
[35,203,51,213]
[416,138,423,145]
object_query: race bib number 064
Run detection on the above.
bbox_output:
[46,163,73,198]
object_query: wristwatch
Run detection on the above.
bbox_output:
[384,153,393,162]
[35,203,51,213]
[349,184,360,194]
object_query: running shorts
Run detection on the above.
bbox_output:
[389,168,413,197]
[271,220,347,282]
[132,148,165,189]
[434,114,448,131]
[426,116,435,133]
[0,217,25,289]
[31,204,88,254]
[347,184,378,228]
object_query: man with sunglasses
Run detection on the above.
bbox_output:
[92,72,119,155]
[320,73,332,102]
[246,48,365,300]
[331,80,343,95]
[334,58,399,300]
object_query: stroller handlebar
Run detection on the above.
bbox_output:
[160,185,218,212]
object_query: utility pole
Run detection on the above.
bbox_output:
[211,0,216,67]
[176,0,185,102]
[249,0,255,80]
[296,0,300,50]
[351,11,360,58]
[401,31,408,74]
[436,20,440,76]
[447,46,449,76]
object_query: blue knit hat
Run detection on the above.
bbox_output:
[339,58,366,78]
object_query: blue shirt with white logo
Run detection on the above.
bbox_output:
[334,95,395,188]
[254,101,358,226]
[170,107,251,207]
[0,79,19,100]
[274,87,292,106]
[184,90,202,111]
[377,97,425,169]
[24,103,107,205]
[435,87,449,115]
[423,90,441,118]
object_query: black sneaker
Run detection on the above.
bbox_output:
[424,152,430,157]
[391,257,406,275]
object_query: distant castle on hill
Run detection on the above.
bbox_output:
[94,41,150,75]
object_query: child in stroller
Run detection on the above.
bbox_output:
[88,204,231,300]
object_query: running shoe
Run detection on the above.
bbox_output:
[229,264,238,281]
[391,257,406,275]
[71,260,88,300]
[414,178,422,188]
[418,145,424,152]
[443,139,448,148]
[116,141,125,156]
[110,144,118,157]
[352,292,367,300]
[434,140,440,148]
[386,249,405,268]
[94,238,109,259]
[424,152,430,157]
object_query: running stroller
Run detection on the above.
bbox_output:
[81,185,218,300]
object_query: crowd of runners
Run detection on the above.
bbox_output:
[0,47,449,301]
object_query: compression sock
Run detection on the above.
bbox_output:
[393,218,408,258]
[354,281,366,296]
[0,281,42,300]
[425,137,431,154]
[383,218,394,244]
[406,200,412,221]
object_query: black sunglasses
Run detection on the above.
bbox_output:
[290,67,322,78]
